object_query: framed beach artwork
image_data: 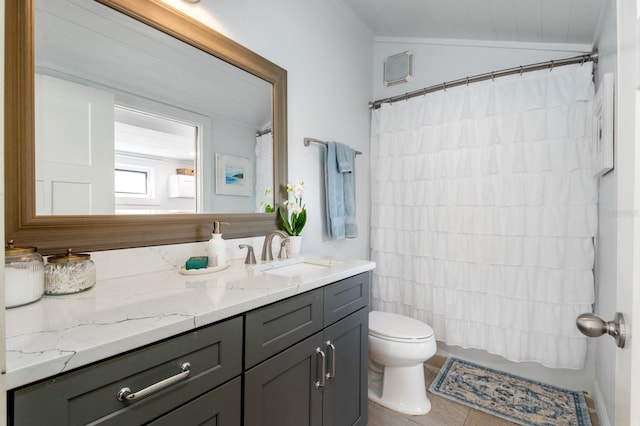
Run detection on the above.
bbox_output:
[215,153,252,196]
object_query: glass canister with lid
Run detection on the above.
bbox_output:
[45,249,96,295]
[4,240,45,308]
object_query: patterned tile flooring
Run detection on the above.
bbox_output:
[367,355,599,426]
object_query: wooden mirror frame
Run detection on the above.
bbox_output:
[5,0,288,254]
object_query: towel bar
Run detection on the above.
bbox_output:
[304,138,362,155]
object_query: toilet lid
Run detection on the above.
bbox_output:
[369,311,434,342]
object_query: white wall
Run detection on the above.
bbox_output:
[592,1,618,424]
[371,38,599,392]
[161,0,375,261]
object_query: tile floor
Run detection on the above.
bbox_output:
[367,355,600,426]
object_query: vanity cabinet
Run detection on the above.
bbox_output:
[244,272,369,426]
[8,316,243,425]
[7,271,371,426]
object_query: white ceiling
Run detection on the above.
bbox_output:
[342,0,605,46]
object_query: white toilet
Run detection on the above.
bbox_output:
[368,311,436,415]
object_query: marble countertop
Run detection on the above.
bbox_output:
[4,256,375,390]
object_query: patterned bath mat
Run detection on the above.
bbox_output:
[428,357,592,426]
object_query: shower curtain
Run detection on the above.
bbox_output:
[370,63,597,369]
[255,132,274,212]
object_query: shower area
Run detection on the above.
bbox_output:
[370,57,598,372]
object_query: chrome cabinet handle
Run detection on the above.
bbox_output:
[326,341,336,380]
[314,348,326,389]
[117,362,191,402]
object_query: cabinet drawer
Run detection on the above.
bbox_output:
[10,317,242,426]
[245,288,323,369]
[147,376,241,426]
[323,272,369,326]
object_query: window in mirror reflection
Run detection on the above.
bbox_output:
[114,169,149,196]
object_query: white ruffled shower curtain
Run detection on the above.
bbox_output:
[370,63,597,369]
[255,132,274,212]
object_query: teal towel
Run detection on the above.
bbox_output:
[324,142,357,239]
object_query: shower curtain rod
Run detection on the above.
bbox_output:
[255,128,272,137]
[368,52,598,109]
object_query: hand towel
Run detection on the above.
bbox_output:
[324,141,358,239]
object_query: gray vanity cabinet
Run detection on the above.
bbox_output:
[9,316,243,425]
[8,271,370,426]
[244,272,369,426]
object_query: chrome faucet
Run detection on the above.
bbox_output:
[261,230,288,261]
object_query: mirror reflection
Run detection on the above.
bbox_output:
[34,0,274,215]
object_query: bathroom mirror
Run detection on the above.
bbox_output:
[34,0,275,216]
[5,0,288,253]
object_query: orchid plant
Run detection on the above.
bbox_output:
[278,180,307,236]
[258,187,274,213]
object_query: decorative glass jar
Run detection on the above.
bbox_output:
[5,240,45,308]
[45,249,96,295]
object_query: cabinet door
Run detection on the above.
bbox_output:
[244,332,324,426]
[147,377,241,426]
[322,308,368,426]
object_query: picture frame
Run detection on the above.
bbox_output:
[592,72,614,177]
[215,153,252,196]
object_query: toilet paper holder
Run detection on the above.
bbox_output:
[576,312,626,348]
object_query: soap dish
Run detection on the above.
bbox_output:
[179,262,230,275]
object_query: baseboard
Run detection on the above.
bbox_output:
[593,380,611,426]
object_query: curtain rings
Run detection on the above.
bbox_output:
[550,60,554,71]
[519,66,524,76]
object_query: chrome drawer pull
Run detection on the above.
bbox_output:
[117,362,191,402]
[326,341,336,380]
[314,348,326,389]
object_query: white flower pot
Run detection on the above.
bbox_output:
[287,235,302,255]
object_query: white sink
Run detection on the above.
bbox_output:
[263,262,328,277]
[248,257,343,277]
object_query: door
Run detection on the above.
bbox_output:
[614,0,639,424]
[35,74,115,215]
[322,308,368,426]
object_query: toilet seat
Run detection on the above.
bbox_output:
[369,311,434,343]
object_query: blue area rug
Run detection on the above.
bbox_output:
[428,357,592,426]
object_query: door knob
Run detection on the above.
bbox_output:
[576,312,626,348]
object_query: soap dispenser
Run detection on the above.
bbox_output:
[208,221,229,267]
